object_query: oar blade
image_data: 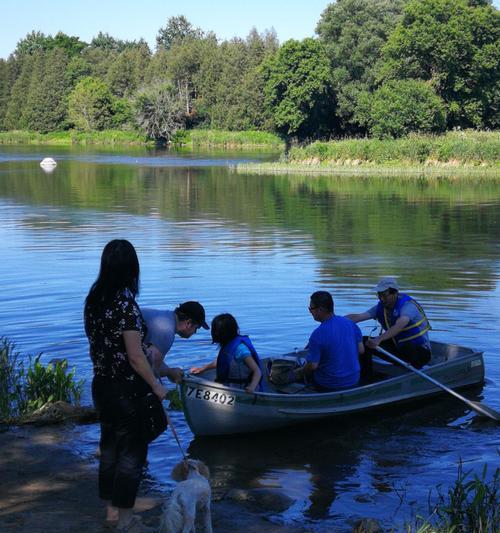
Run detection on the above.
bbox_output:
[469,401,500,422]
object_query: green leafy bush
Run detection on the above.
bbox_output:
[0,337,84,421]
[366,79,447,139]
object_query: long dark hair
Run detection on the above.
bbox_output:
[84,239,140,321]
[211,313,239,347]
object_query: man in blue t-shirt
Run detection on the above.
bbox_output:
[295,291,364,391]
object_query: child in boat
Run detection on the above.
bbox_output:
[189,313,263,393]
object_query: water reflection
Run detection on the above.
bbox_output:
[0,146,499,529]
[188,420,361,519]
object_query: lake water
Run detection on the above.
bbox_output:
[1,145,499,531]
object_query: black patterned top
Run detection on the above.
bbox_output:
[85,288,148,383]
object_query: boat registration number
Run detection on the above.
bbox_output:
[185,386,235,406]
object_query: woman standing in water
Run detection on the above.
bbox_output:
[84,239,166,533]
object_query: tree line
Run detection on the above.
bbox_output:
[0,0,498,141]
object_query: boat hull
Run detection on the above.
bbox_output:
[181,342,484,436]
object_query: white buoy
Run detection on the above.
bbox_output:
[40,157,57,168]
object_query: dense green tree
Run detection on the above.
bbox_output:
[0,59,11,130]
[24,48,70,132]
[107,45,151,97]
[261,38,336,139]
[358,79,447,138]
[22,50,46,130]
[156,16,204,51]
[81,47,118,80]
[197,30,278,130]
[379,0,500,128]
[134,82,185,141]
[166,36,216,116]
[4,54,35,129]
[67,77,115,130]
[316,0,405,133]
[65,56,92,86]
[90,32,127,53]
[13,31,86,58]
[144,49,170,84]
[13,31,51,57]
[50,32,87,57]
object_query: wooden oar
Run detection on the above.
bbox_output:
[375,346,500,422]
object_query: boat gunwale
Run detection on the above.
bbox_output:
[181,347,484,401]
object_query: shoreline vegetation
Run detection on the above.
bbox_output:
[1,129,498,176]
[0,129,285,149]
[237,130,499,177]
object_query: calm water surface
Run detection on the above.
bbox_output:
[1,145,499,531]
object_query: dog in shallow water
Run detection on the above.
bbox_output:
[159,459,212,533]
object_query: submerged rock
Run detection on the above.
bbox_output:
[352,518,382,533]
[226,488,294,512]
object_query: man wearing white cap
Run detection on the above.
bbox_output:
[347,277,431,374]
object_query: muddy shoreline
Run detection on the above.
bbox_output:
[0,424,312,533]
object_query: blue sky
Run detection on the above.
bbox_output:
[1,0,332,59]
[3,0,499,60]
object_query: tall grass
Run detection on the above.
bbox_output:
[286,131,500,166]
[185,129,284,148]
[0,337,84,421]
[0,130,151,145]
[408,461,499,533]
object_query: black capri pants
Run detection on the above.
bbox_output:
[92,377,149,509]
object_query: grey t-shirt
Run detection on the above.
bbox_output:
[141,308,176,356]
[367,300,430,349]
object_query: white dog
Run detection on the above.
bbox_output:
[159,459,212,533]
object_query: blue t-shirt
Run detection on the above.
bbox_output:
[307,315,362,390]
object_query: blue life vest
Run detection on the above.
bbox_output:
[375,293,431,346]
[216,335,263,391]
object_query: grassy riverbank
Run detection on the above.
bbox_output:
[0,129,284,149]
[180,129,284,148]
[238,131,500,176]
[0,130,151,146]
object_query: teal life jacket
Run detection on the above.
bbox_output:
[216,335,263,391]
[375,293,431,346]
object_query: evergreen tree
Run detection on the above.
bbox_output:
[107,45,151,97]
[35,48,70,131]
[81,47,119,80]
[144,49,169,85]
[166,36,215,116]
[66,56,92,87]
[4,55,35,129]
[200,30,277,130]
[23,50,47,130]
[156,15,204,51]
[0,60,9,130]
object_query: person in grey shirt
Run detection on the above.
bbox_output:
[142,301,209,383]
[347,277,431,381]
